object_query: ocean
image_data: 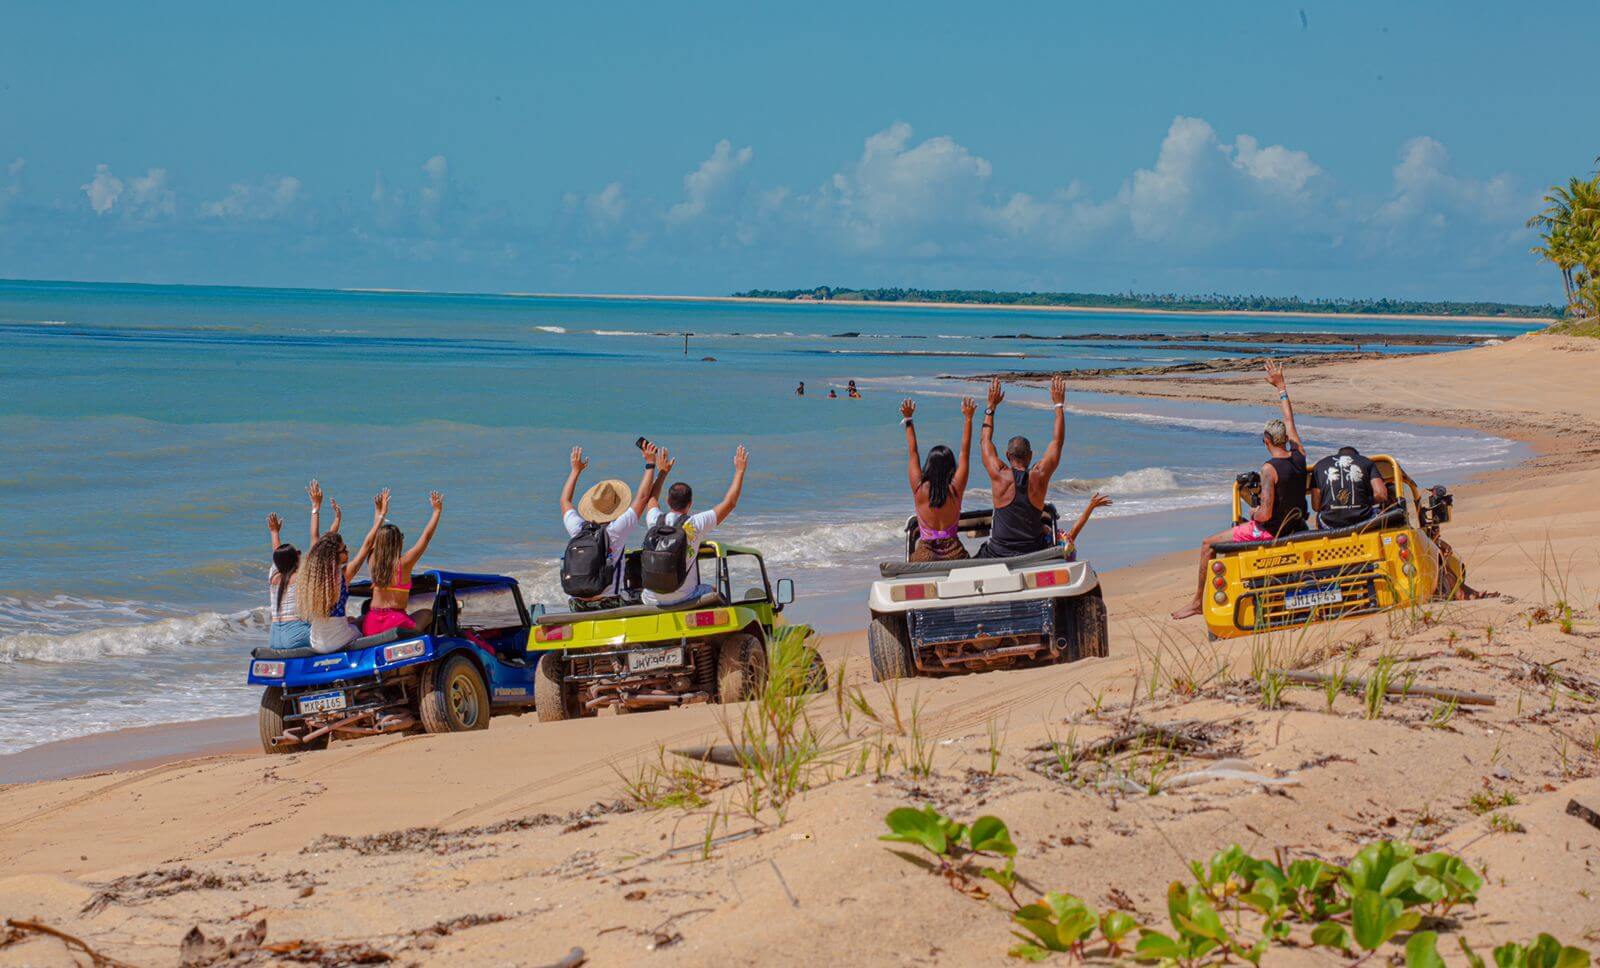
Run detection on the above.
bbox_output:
[0,279,1535,754]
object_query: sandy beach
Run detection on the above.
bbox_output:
[3,334,1598,966]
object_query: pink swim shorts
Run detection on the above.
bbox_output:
[1231,521,1271,543]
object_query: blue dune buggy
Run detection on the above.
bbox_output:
[246,571,544,754]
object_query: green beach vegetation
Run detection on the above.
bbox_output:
[732,286,1559,319]
[1529,160,1600,335]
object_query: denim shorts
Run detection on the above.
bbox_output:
[268,620,312,650]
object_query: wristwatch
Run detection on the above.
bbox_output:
[984,408,995,416]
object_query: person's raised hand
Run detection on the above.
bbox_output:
[1050,374,1067,405]
[961,396,977,419]
[374,488,390,520]
[1087,492,1113,512]
[734,445,749,472]
[642,440,659,464]
[570,446,588,472]
[330,498,341,521]
[900,398,916,420]
[657,448,675,476]
[267,512,283,533]
[307,479,323,509]
[987,377,1005,409]
[429,491,444,512]
[1265,360,1287,391]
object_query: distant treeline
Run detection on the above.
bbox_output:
[731,286,1561,319]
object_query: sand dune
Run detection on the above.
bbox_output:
[3,335,1599,966]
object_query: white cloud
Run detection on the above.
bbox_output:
[0,157,21,214]
[586,181,626,224]
[420,154,448,224]
[668,140,754,223]
[1375,136,1522,226]
[1227,134,1320,196]
[128,168,176,218]
[82,164,123,215]
[81,164,175,219]
[812,122,996,250]
[202,176,302,220]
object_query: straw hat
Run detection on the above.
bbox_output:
[578,479,633,523]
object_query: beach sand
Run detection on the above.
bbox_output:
[2,335,1598,966]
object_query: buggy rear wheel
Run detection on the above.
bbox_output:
[534,653,577,721]
[419,654,490,733]
[868,611,914,681]
[804,648,829,694]
[259,687,327,754]
[716,632,768,702]
[1073,588,1109,660]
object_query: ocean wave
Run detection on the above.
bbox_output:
[1056,466,1183,496]
[591,329,653,337]
[0,607,263,664]
[535,325,567,334]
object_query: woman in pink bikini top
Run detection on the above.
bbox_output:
[900,396,977,562]
[362,490,444,636]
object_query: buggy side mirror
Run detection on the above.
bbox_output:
[775,578,795,609]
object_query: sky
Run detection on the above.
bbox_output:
[0,1,1593,303]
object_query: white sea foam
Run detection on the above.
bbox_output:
[535,325,567,334]
[591,329,652,337]
[0,606,263,664]
[1057,466,1184,495]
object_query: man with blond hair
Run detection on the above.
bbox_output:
[1172,362,1309,620]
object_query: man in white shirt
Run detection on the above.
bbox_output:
[641,445,748,607]
[560,442,666,610]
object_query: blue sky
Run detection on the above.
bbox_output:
[0,1,1591,302]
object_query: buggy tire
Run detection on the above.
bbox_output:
[868,611,914,681]
[419,654,490,733]
[1073,588,1109,659]
[716,632,768,703]
[534,654,576,721]
[259,687,327,754]
[803,648,829,694]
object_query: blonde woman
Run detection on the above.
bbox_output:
[362,491,443,636]
[298,491,389,653]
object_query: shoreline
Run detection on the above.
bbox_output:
[3,334,1598,966]
[0,341,1557,786]
[507,290,1559,325]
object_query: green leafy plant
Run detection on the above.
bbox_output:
[1429,697,1459,729]
[1364,656,1395,719]
[1350,889,1422,951]
[1468,789,1518,815]
[881,806,1018,901]
[1011,892,1099,961]
[1463,934,1593,968]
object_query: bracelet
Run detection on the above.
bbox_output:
[645,463,655,470]
[901,417,913,427]
[1053,403,1065,410]
[1279,392,1289,401]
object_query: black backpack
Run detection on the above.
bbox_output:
[640,517,692,594]
[560,522,614,599]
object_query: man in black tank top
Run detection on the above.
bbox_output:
[974,374,1068,558]
[1172,362,1310,620]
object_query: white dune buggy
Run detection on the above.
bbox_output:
[866,505,1109,680]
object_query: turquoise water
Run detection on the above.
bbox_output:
[0,280,1536,753]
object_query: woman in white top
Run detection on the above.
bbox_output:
[297,490,388,653]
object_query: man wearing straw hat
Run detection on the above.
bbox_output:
[559,441,668,610]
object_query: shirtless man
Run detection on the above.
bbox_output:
[976,374,1068,558]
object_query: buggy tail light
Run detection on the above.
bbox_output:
[1025,569,1070,589]
[383,641,426,663]
[537,624,572,643]
[252,660,285,679]
[891,582,937,602]
[688,609,726,628]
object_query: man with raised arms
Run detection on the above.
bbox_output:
[975,374,1068,558]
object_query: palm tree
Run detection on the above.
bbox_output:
[1529,174,1600,315]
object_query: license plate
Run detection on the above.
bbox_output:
[626,646,685,673]
[297,690,348,715]
[1284,585,1343,610]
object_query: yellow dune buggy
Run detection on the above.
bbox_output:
[1204,454,1463,639]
